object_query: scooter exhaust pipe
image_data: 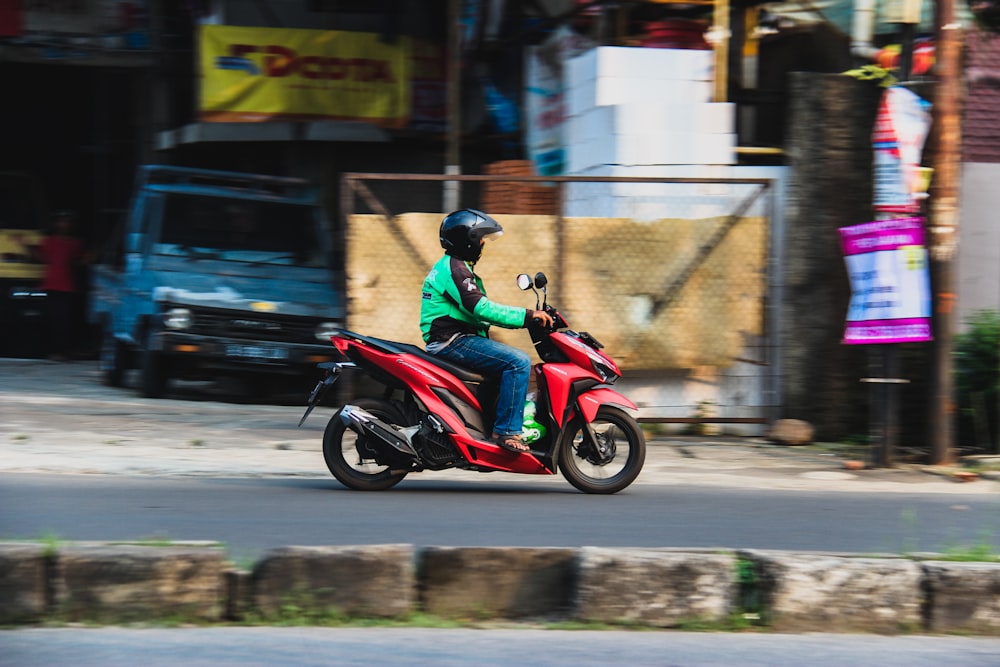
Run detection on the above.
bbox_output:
[339,404,419,460]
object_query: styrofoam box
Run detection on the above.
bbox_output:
[565,114,590,147]
[694,133,737,165]
[562,194,732,221]
[564,179,740,203]
[565,139,594,174]
[567,78,713,115]
[570,163,734,179]
[566,47,714,86]
[590,132,699,166]
[566,164,787,214]
[569,132,735,169]
[562,195,622,219]
[567,103,735,143]
[562,163,752,212]
[565,178,711,199]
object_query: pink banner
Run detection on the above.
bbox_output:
[843,319,933,344]
[839,217,932,345]
[839,217,925,256]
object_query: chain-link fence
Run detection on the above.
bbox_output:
[338,170,781,435]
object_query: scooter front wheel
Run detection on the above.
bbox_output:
[323,397,409,491]
[557,406,646,494]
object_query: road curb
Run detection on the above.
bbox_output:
[2,542,998,634]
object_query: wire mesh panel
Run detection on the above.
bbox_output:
[340,172,780,434]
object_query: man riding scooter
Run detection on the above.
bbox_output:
[419,209,554,454]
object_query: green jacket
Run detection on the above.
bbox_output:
[420,255,529,344]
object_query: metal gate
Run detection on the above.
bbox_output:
[338,170,783,435]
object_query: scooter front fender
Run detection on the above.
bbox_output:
[576,387,638,423]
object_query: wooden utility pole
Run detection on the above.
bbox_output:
[928,0,963,464]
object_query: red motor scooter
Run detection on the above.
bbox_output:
[299,272,645,494]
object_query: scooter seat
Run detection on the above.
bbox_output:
[395,342,487,383]
[333,329,486,383]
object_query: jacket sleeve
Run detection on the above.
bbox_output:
[449,258,529,329]
[473,296,529,329]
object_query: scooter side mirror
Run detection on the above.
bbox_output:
[516,273,533,290]
[534,272,548,290]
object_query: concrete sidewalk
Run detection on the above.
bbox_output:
[1,358,997,495]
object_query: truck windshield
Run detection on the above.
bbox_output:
[157,193,325,266]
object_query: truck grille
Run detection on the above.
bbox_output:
[187,308,322,344]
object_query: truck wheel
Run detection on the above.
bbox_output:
[140,337,169,398]
[100,328,127,388]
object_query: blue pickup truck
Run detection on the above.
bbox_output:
[89,165,344,398]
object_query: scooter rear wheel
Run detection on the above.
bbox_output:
[557,406,646,494]
[323,397,409,491]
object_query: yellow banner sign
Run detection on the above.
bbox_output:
[199,25,412,127]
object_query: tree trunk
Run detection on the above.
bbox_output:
[781,73,882,440]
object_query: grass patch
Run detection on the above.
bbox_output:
[102,537,229,552]
[963,459,1000,473]
[229,553,256,572]
[673,613,764,633]
[937,533,1000,562]
[809,439,869,460]
[0,532,65,557]
[542,619,621,631]
[238,607,467,629]
[39,532,62,558]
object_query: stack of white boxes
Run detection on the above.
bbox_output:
[562,46,738,219]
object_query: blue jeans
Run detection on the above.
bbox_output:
[432,334,531,437]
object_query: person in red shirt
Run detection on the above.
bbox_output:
[39,210,86,361]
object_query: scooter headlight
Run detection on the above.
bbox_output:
[591,359,619,383]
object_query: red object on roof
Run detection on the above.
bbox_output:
[642,19,711,50]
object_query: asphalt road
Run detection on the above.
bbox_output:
[2,358,1000,562]
[3,473,999,563]
[3,627,1000,667]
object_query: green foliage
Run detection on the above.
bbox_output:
[842,65,897,88]
[955,310,1000,453]
[238,606,465,628]
[940,544,1000,562]
[39,532,62,558]
[736,557,768,627]
[938,530,1000,562]
[673,614,762,632]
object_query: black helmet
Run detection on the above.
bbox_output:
[439,208,503,262]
